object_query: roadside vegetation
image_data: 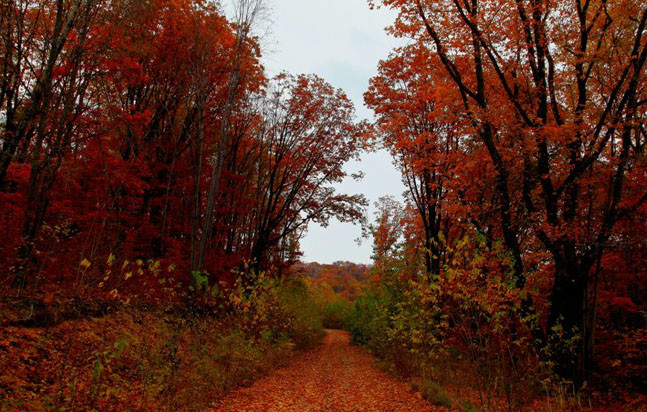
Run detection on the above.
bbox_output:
[344,200,646,412]
[1,270,331,412]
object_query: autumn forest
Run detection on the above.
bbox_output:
[0,0,645,411]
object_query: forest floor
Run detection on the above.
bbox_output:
[210,329,451,412]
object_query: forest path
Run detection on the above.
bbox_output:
[210,329,448,412]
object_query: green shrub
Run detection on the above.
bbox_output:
[322,297,352,329]
[347,291,387,347]
[410,379,452,408]
[458,401,481,412]
[276,278,325,349]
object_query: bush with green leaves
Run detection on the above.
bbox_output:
[321,297,352,329]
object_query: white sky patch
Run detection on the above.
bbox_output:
[227,0,407,264]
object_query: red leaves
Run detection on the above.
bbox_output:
[609,297,640,314]
[0,0,369,309]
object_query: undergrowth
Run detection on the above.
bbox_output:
[0,275,325,412]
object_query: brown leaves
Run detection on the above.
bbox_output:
[211,330,450,412]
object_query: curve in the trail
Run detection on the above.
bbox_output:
[210,329,451,412]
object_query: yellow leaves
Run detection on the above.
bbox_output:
[80,258,91,269]
[124,272,132,280]
[107,253,116,266]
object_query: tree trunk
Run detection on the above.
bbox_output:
[250,233,269,274]
[548,255,594,386]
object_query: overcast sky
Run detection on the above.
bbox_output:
[236,0,407,264]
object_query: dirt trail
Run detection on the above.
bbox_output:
[210,329,448,412]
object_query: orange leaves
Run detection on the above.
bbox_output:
[211,330,445,412]
[297,262,371,300]
[367,0,647,386]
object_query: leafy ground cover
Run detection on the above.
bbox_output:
[211,329,449,412]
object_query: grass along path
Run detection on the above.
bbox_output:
[210,329,452,412]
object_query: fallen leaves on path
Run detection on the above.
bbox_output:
[210,329,452,412]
